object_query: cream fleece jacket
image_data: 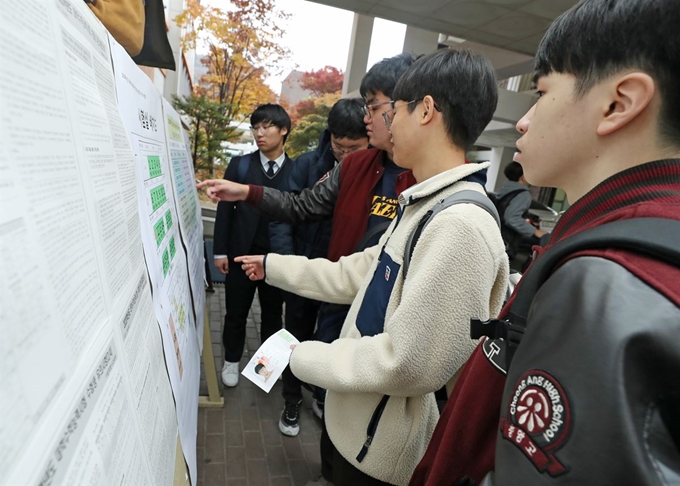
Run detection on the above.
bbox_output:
[265,163,508,485]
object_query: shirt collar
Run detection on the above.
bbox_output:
[259,151,286,169]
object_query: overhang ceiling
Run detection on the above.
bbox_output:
[306,0,580,56]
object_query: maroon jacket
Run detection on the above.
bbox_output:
[410,159,680,486]
[327,148,415,261]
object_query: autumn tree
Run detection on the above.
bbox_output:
[175,0,289,120]
[300,66,344,96]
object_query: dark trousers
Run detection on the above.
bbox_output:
[320,417,394,486]
[282,294,321,404]
[223,262,283,362]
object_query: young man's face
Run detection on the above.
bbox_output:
[363,91,394,154]
[252,121,287,154]
[386,99,418,169]
[330,135,369,162]
[515,73,599,190]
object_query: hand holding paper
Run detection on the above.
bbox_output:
[242,329,300,393]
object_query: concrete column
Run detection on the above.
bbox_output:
[342,13,374,97]
[486,146,516,193]
[402,25,438,56]
[162,0,185,101]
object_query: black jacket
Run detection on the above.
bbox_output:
[213,151,294,260]
[269,130,336,258]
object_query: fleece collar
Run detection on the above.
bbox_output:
[399,162,490,207]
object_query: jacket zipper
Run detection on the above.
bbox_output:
[356,394,390,462]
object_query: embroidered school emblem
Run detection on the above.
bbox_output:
[500,369,571,477]
[384,266,391,281]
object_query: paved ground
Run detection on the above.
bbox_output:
[196,286,322,486]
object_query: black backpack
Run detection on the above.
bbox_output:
[470,217,680,370]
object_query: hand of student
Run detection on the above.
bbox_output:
[196,179,249,203]
[534,228,549,238]
[234,255,265,281]
[214,258,229,275]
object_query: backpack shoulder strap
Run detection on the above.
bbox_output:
[509,218,680,328]
[237,153,251,184]
[470,218,680,369]
[403,189,500,278]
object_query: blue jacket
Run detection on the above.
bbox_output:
[269,129,336,259]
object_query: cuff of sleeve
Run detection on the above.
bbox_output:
[262,254,268,279]
[245,184,262,205]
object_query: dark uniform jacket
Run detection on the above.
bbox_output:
[213,151,294,260]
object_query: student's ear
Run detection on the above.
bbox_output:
[280,126,289,137]
[597,73,655,136]
[420,95,437,125]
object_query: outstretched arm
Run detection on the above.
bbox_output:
[196,178,248,204]
[197,163,343,225]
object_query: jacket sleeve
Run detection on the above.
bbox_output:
[265,243,383,305]
[268,155,311,255]
[213,157,240,257]
[253,162,341,224]
[503,191,535,238]
[289,206,509,397]
[493,257,680,486]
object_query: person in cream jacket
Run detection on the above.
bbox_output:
[207,50,508,486]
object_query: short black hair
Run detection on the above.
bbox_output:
[327,98,367,140]
[392,48,498,151]
[504,162,524,182]
[250,103,292,143]
[360,53,417,100]
[254,363,264,374]
[535,0,680,147]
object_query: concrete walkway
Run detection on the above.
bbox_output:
[196,287,322,486]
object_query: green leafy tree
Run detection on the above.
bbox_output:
[286,93,340,158]
[172,94,235,180]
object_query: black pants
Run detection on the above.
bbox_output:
[281,293,321,404]
[320,417,394,486]
[223,262,283,362]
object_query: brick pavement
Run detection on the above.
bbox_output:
[197,287,322,486]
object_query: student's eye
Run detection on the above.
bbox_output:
[535,90,545,99]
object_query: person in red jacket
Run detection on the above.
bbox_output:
[409,1,680,485]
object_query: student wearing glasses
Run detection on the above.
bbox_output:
[206,49,508,486]
[199,53,417,484]
[212,103,294,389]
[200,54,417,389]
[269,98,369,438]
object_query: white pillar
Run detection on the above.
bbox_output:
[486,147,516,193]
[163,0,184,101]
[402,25,438,56]
[342,13,374,97]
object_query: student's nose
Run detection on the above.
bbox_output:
[516,105,535,134]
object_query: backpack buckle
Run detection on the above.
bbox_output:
[470,318,525,344]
